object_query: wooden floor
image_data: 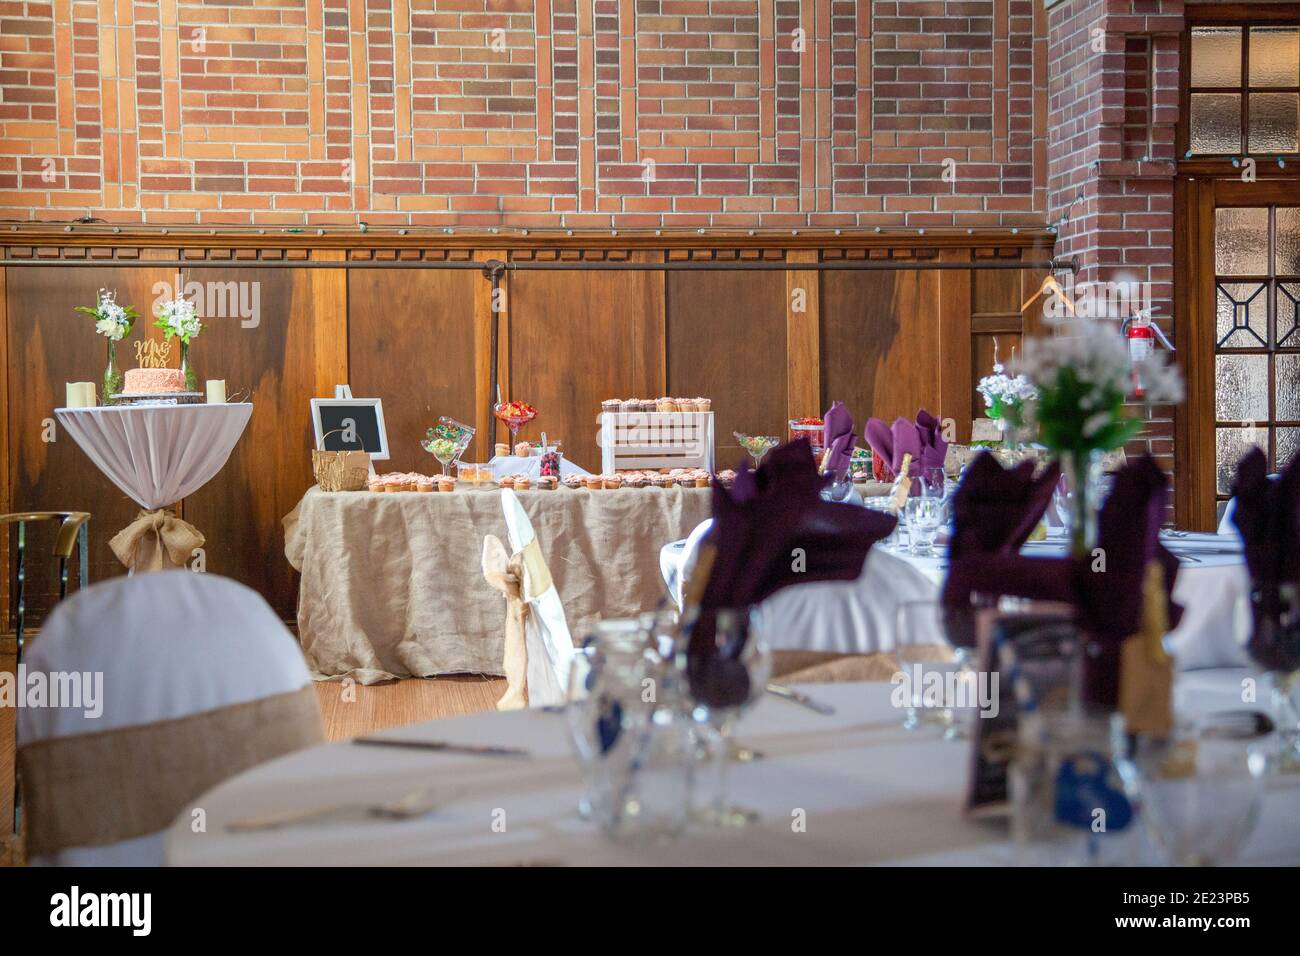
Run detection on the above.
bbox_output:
[0,637,503,866]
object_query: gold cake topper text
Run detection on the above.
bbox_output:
[134,339,172,369]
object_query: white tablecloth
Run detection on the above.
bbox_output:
[165,674,1300,866]
[488,454,590,481]
[661,529,1252,670]
[55,403,253,509]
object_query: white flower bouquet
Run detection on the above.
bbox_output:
[154,296,202,343]
[76,289,138,341]
[976,363,1037,425]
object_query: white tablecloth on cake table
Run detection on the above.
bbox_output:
[164,674,1300,866]
[55,403,253,509]
[660,528,1252,670]
[487,455,591,481]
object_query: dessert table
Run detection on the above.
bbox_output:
[661,528,1253,670]
[164,673,1300,866]
[55,403,254,572]
[284,484,712,683]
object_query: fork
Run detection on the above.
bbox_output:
[225,786,444,832]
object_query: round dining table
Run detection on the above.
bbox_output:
[165,675,1300,866]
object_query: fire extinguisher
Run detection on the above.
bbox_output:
[1122,308,1174,398]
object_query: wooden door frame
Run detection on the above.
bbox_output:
[1177,178,1300,530]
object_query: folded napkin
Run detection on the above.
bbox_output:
[688,441,897,707]
[1230,447,1300,671]
[822,401,857,475]
[865,409,948,489]
[943,455,1183,709]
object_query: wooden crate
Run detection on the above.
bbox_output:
[598,412,715,473]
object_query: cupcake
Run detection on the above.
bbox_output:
[626,475,649,489]
[679,398,700,412]
[437,476,456,493]
[417,478,435,493]
[515,441,533,457]
[717,469,736,488]
[694,472,709,488]
[499,476,515,489]
[514,475,531,490]
[538,475,557,490]
[677,475,695,488]
[601,399,622,413]
[495,442,510,458]
[604,475,623,490]
[563,474,584,489]
[584,475,603,490]
[384,479,402,493]
[620,399,637,412]
[368,480,385,493]
[655,397,673,412]
[696,397,712,411]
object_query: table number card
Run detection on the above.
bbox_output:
[965,610,1080,816]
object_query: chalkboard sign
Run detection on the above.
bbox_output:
[310,398,389,461]
[966,611,1080,816]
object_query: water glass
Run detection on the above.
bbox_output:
[905,496,943,556]
[893,601,958,732]
[1118,725,1267,866]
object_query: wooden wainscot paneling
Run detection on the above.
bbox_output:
[348,249,481,471]
[181,260,339,619]
[820,250,943,429]
[506,249,666,473]
[666,249,788,463]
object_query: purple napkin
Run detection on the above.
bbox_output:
[822,401,857,474]
[1230,447,1300,671]
[689,440,897,707]
[943,455,1182,707]
[864,409,948,489]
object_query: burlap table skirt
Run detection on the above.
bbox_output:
[284,485,712,684]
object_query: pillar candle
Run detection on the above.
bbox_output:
[205,380,226,404]
[66,382,83,408]
[80,382,97,407]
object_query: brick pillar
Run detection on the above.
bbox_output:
[1046,0,1185,485]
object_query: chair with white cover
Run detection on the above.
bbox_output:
[17,571,323,865]
[482,489,575,709]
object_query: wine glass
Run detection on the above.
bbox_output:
[904,496,943,556]
[733,432,779,469]
[682,605,772,828]
[494,400,538,447]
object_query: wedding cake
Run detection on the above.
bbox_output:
[123,367,187,394]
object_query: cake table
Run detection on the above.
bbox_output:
[55,403,254,572]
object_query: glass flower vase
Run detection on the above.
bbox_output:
[102,339,121,404]
[180,339,198,392]
[1060,449,1103,560]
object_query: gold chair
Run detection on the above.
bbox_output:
[1,511,90,835]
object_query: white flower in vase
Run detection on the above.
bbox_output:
[154,296,203,342]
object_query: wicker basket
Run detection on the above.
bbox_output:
[312,448,370,491]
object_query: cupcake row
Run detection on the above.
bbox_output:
[367,472,448,492]
[600,397,712,413]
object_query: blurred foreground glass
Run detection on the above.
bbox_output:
[686,607,772,828]
[565,619,693,842]
[1117,725,1267,866]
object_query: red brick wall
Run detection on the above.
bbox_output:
[0,0,1057,229]
[1045,0,1184,487]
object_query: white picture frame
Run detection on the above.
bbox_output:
[311,397,390,461]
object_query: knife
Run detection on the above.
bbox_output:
[766,682,836,716]
[353,737,531,758]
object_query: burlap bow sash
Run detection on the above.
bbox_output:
[109,508,205,573]
[484,534,537,710]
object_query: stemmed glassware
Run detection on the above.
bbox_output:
[733,432,780,469]
[493,400,538,448]
[420,417,475,477]
[681,605,773,828]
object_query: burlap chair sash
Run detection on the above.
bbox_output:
[19,685,323,857]
[109,508,204,572]
[483,534,530,710]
